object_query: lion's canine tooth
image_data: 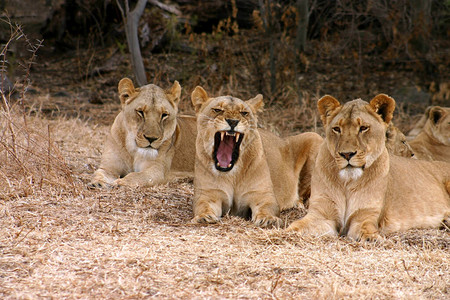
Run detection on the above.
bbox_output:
[217,163,220,167]
[235,132,240,142]
[220,132,225,141]
[228,164,232,168]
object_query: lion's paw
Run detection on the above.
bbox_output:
[353,222,382,242]
[191,214,220,224]
[88,180,114,189]
[287,219,308,233]
[358,231,382,242]
[287,219,337,237]
[114,177,142,188]
[253,215,283,228]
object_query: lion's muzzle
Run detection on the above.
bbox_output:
[339,151,356,161]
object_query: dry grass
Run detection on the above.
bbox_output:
[0,12,448,298]
[0,109,449,299]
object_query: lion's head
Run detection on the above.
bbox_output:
[118,78,181,155]
[318,94,395,180]
[191,86,263,172]
[386,123,414,158]
[424,106,450,146]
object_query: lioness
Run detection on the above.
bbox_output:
[90,78,196,188]
[385,123,414,158]
[406,106,430,139]
[288,94,450,240]
[409,106,450,162]
[191,87,322,227]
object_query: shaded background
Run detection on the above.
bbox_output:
[1,0,449,132]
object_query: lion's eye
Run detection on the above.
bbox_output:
[161,113,169,120]
[213,108,223,114]
[136,110,144,117]
[332,127,341,133]
[359,126,369,132]
[240,111,249,117]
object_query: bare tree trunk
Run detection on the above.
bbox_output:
[295,0,308,53]
[258,0,276,95]
[117,0,148,86]
[410,0,431,55]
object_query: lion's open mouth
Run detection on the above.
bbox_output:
[213,131,244,172]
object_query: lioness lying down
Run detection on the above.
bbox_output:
[385,123,414,158]
[90,78,196,188]
[288,94,450,240]
[191,87,322,227]
[409,106,450,162]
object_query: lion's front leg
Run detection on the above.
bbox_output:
[114,167,166,187]
[246,192,282,228]
[192,190,227,224]
[344,208,382,241]
[90,135,130,188]
[287,196,339,236]
[90,168,118,188]
[287,213,338,237]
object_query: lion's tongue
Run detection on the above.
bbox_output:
[217,135,235,168]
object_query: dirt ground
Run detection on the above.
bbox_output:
[1,42,449,299]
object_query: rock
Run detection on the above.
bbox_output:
[1,0,65,42]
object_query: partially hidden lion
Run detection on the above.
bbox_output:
[385,123,414,158]
[406,106,431,139]
[408,106,450,162]
[191,86,322,227]
[90,78,197,188]
[288,94,450,240]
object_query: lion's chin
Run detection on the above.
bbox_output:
[136,147,158,159]
[213,131,244,172]
[339,166,363,181]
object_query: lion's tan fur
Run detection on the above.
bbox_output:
[90,78,196,187]
[385,123,414,158]
[191,87,322,227]
[262,131,322,209]
[409,106,450,162]
[288,94,450,240]
[406,106,430,139]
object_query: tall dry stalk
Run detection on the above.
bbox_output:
[0,18,75,200]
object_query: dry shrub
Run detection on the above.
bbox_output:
[262,86,320,135]
[0,105,75,199]
[0,20,75,200]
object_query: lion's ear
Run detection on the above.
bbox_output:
[165,80,181,108]
[118,77,136,105]
[428,106,445,125]
[191,86,209,113]
[369,94,395,124]
[317,95,340,125]
[247,94,264,114]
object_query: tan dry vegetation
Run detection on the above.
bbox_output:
[1,109,449,299]
[1,5,449,296]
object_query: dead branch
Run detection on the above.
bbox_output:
[148,0,181,16]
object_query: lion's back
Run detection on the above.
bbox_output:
[382,155,450,232]
[171,115,197,172]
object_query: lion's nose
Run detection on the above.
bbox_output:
[226,119,239,130]
[339,152,356,161]
[145,136,158,144]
